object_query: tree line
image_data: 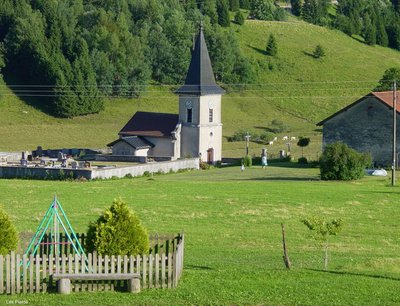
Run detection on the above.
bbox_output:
[0,0,259,117]
[290,0,400,50]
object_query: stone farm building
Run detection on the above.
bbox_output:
[108,27,225,164]
[317,91,400,166]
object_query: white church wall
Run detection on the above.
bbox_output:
[147,137,177,159]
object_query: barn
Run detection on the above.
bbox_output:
[317,91,400,166]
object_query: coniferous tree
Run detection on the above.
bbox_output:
[302,0,319,24]
[266,33,277,56]
[313,44,325,58]
[291,0,302,16]
[240,0,251,9]
[234,10,245,25]
[250,0,276,20]
[217,0,231,27]
[200,0,218,24]
[229,0,240,11]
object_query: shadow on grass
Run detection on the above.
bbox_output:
[243,176,320,181]
[307,268,400,282]
[248,45,267,56]
[3,73,54,115]
[186,265,213,271]
[303,51,316,58]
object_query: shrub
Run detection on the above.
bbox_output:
[266,34,278,56]
[0,209,19,255]
[242,155,252,167]
[200,161,211,170]
[86,198,149,256]
[268,119,290,133]
[298,157,308,164]
[234,10,245,25]
[228,129,257,142]
[313,44,325,58]
[320,142,372,181]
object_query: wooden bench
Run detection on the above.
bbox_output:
[51,273,141,294]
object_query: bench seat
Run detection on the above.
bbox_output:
[52,273,141,294]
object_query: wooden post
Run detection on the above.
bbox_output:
[11,252,15,294]
[0,255,3,294]
[35,255,40,293]
[281,223,291,269]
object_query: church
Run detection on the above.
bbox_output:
[107,27,225,164]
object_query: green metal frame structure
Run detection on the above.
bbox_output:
[24,195,86,260]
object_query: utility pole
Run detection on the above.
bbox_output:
[392,80,397,187]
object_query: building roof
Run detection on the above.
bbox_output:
[119,111,179,137]
[175,27,225,96]
[107,136,154,149]
[317,91,400,126]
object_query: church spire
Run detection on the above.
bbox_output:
[176,26,225,95]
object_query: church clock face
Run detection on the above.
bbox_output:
[208,101,214,108]
[185,99,193,109]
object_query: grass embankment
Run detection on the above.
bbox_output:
[0,166,399,305]
[1,19,400,160]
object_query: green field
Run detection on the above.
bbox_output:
[0,165,399,305]
[1,19,400,160]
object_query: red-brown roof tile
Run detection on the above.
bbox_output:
[371,91,400,112]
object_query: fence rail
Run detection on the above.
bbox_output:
[0,233,184,295]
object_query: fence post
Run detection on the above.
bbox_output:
[0,255,3,294]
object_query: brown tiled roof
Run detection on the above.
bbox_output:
[119,111,179,137]
[371,91,400,112]
[317,91,400,126]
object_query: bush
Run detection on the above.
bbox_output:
[200,161,211,170]
[234,11,245,25]
[266,34,278,56]
[320,142,372,181]
[313,44,325,58]
[86,198,149,256]
[298,157,308,164]
[242,155,252,167]
[0,209,19,255]
[228,129,257,142]
[268,119,290,133]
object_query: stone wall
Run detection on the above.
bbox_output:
[91,158,199,179]
[0,158,200,180]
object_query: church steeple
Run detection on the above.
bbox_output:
[176,26,225,95]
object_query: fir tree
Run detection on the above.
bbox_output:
[291,0,302,16]
[266,34,277,56]
[217,0,231,27]
[229,0,240,11]
[240,0,251,9]
[234,10,245,25]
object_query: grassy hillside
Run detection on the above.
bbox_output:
[1,18,400,159]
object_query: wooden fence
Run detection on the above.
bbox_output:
[37,233,179,257]
[0,234,184,295]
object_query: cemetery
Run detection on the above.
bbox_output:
[0,147,200,180]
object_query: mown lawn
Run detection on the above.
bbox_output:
[0,165,399,305]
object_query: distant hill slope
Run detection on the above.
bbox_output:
[1,18,399,159]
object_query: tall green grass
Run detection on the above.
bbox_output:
[0,166,399,305]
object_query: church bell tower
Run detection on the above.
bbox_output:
[175,26,225,164]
